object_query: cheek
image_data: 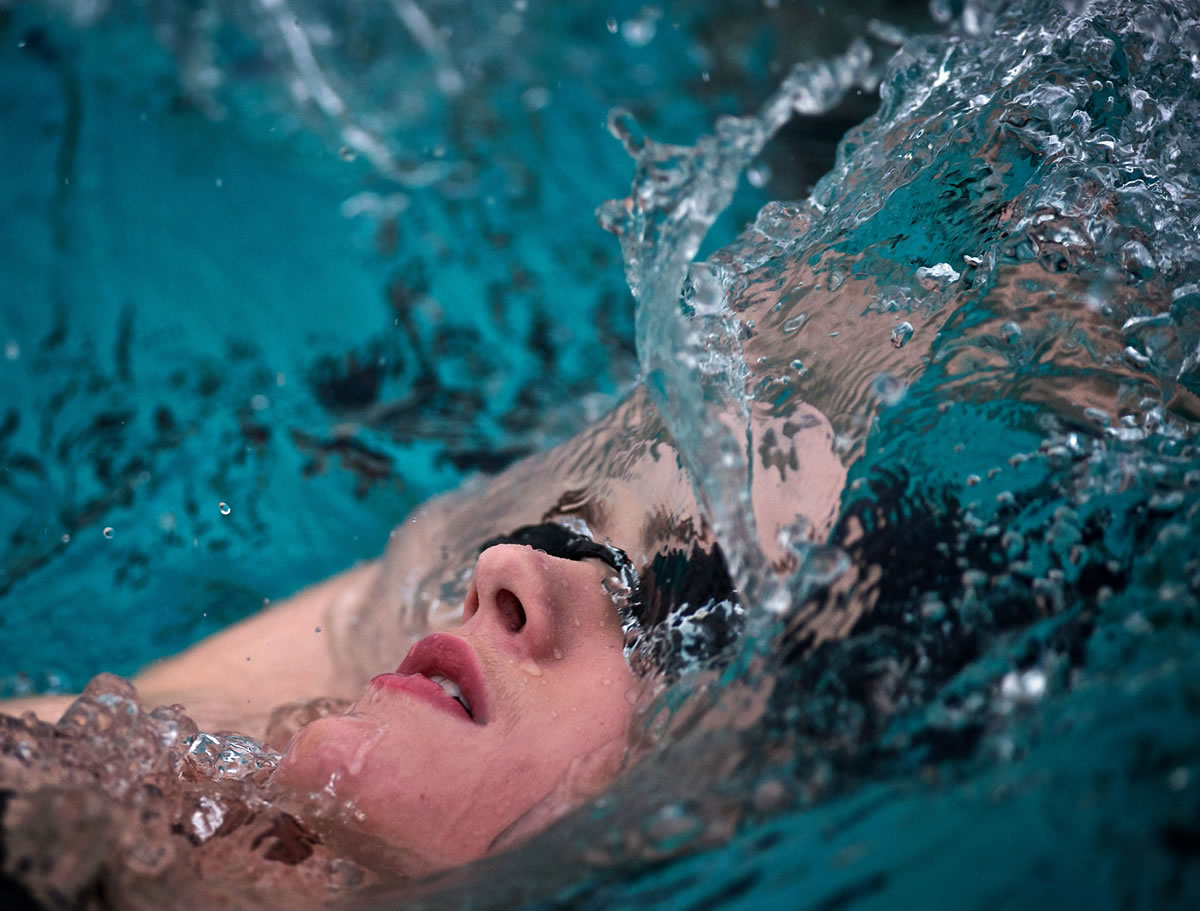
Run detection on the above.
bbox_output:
[535,649,638,757]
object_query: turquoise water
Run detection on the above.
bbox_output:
[2,0,1199,908]
[0,0,768,688]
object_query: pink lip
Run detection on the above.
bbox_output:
[369,633,489,724]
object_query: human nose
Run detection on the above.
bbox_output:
[461,544,574,660]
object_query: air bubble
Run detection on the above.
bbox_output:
[782,313,808,334]
[1168,767,1191,791]
[1000,669,1046,704]
[606,17,617,33]
[872,373,906,405]
[103,527,114,539]
[890,321,914,348]
[338,146,356,162]
[218,502,232,516]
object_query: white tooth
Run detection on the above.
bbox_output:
[430,674,469,712]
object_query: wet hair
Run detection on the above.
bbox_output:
[479,522,742,677]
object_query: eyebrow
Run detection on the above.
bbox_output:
[539,489,608,531]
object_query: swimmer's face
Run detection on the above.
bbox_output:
[273,544,636,874]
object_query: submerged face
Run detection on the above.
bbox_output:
[273,543,637,874]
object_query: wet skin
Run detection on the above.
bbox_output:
[273,543,637,874]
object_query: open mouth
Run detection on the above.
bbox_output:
[427,673,471,716]
[372,633,489,724]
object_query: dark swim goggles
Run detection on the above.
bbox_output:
[480,522,742,677]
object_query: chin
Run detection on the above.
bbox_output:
[271,713,487,873]
[273,712,383,796]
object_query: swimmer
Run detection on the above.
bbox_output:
[0,173,1126,880]
[0,376,843,878]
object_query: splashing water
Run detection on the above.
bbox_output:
[597,37,878,616]
[183,731,281,782]
[483,0,1200,906]
[4,0,1200,907]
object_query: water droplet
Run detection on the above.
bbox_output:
[338,145,356,162]
[218,502,231,516]
[103,527,114,539]
[60,533,70,544]
[518,660,543,678]
[315,627,322,633]
[605,17,617,34]
[250,394,270,411]
[552,647,564,661]
[214,177,223,188]
[747,162,770,188]
[890,321,914,348]
[4,340,18,360]
[521,86,551,111]
[620,9,659,47]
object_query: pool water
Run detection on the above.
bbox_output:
[2,0,1199,908]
